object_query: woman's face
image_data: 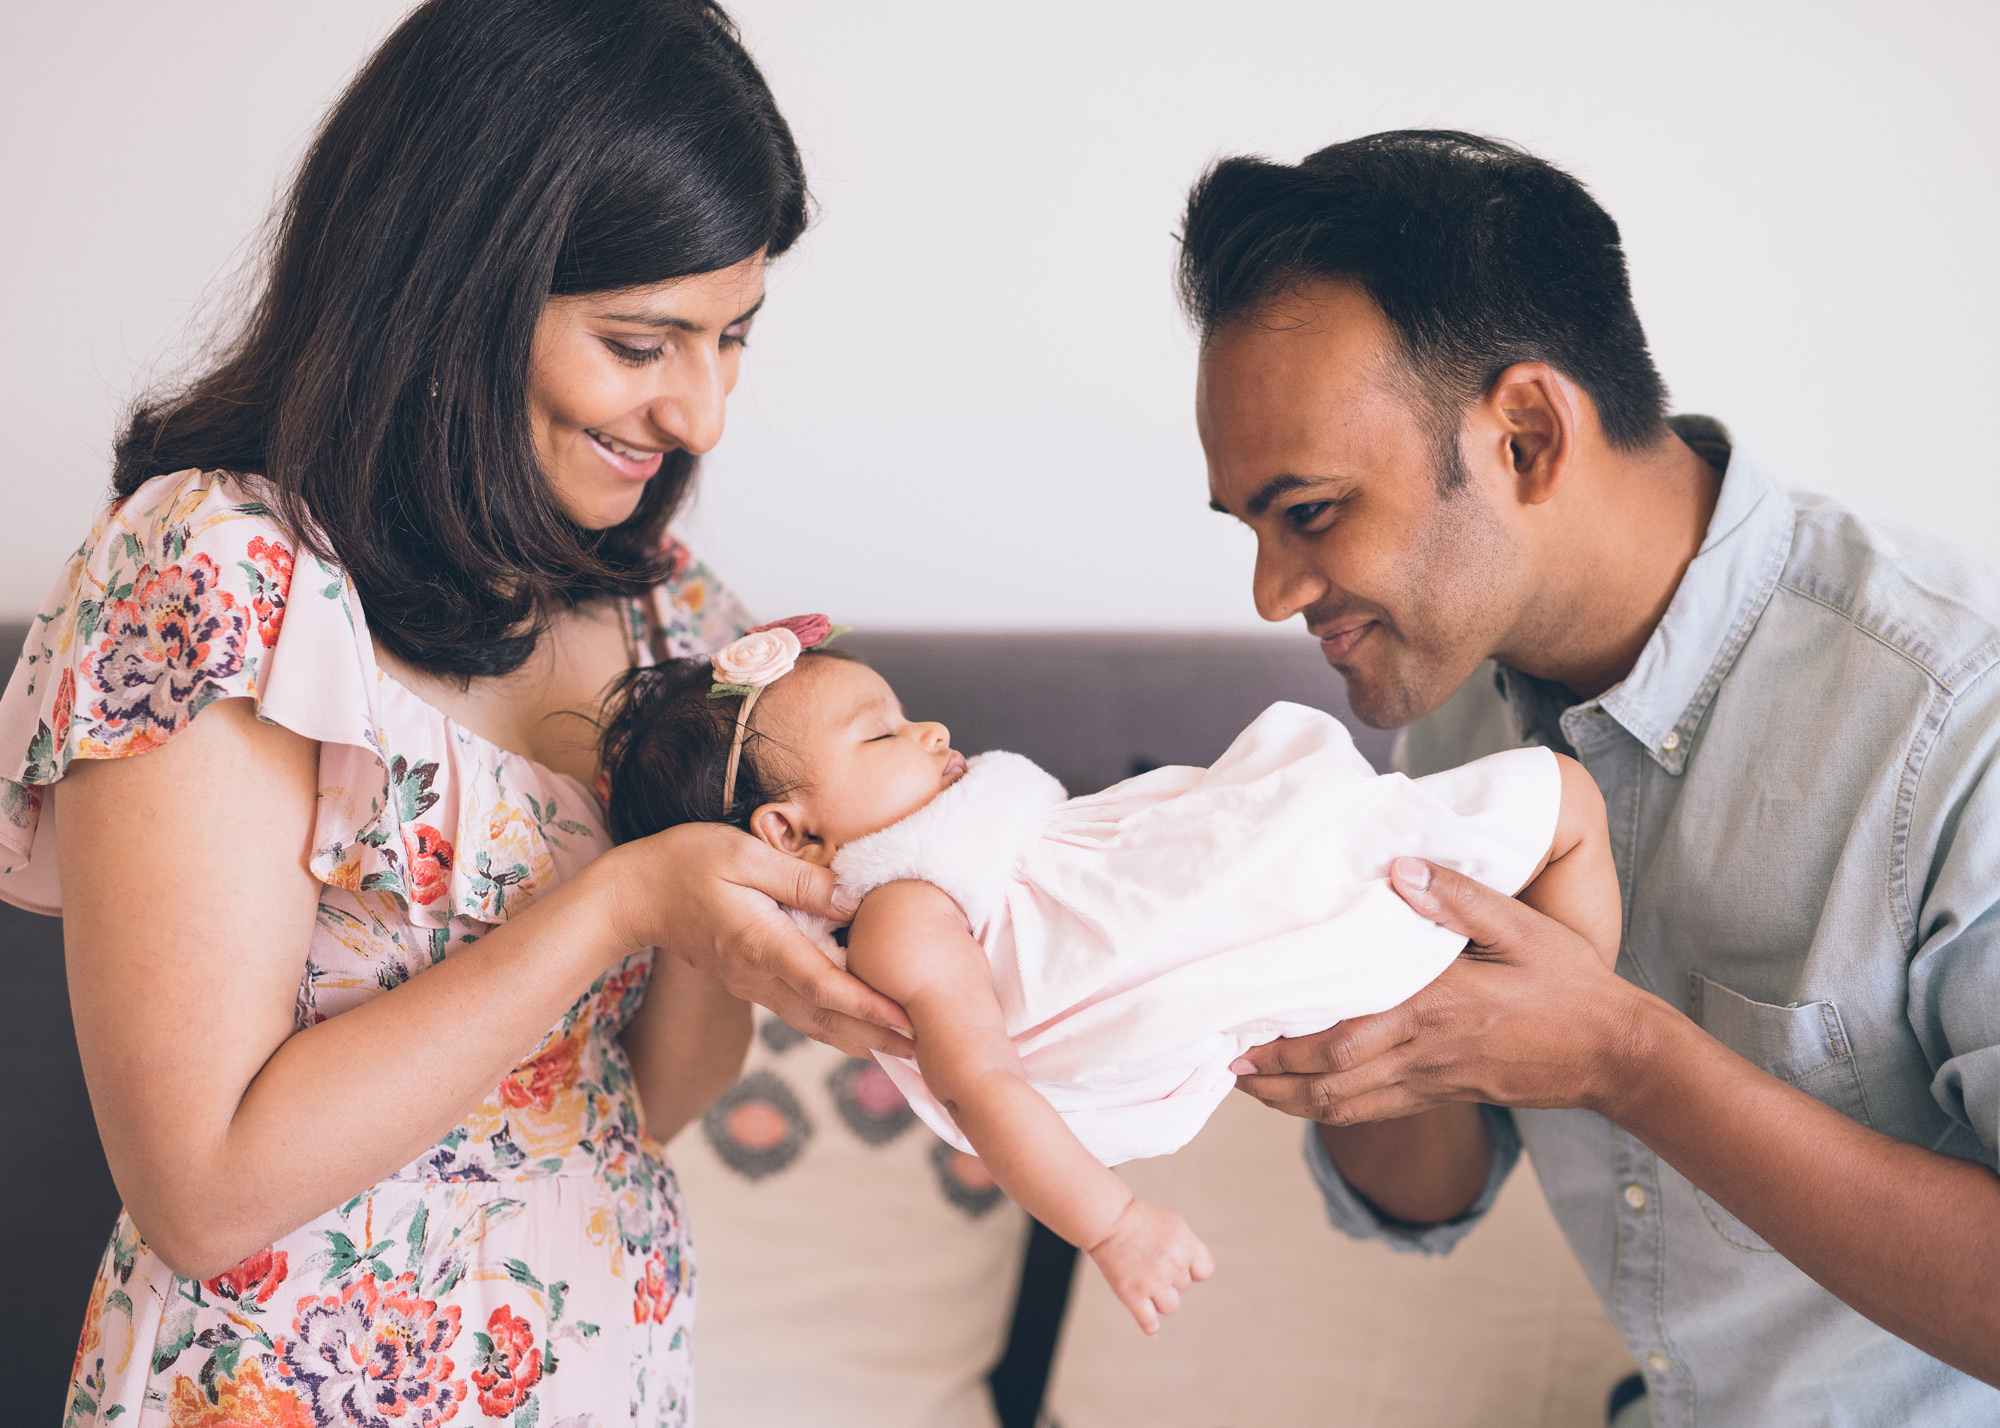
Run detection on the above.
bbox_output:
[527,253,767,530]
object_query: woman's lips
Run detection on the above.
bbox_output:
[585,428,665,481]
[1318,621,1377,662]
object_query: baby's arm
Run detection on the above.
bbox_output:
[847,880,1214,1334]
[1513,752,1621,965]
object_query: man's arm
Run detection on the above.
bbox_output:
[1239,857,2000,1387]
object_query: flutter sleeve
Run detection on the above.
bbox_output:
[0,468,379,914]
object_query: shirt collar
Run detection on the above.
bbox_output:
[1497,426,1796,776]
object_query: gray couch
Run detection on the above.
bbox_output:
[0,622,1383,1420]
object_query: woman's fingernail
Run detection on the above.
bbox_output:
[833,891,861,915]
[1229,1057,1256,1075]
[1392,856,1432,892]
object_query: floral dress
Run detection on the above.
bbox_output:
[0,468,752,1428]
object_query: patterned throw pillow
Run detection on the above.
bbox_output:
[667,1012,1028,1428]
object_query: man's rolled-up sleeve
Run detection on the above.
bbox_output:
[1303,1103,1522,1256]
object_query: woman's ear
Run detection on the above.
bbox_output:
[748,801,826,863]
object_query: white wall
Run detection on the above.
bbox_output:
[4,1,1995,629]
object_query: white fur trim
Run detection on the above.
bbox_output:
[831,751,1066,934]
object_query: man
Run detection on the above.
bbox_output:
[1190,131,2000,1426]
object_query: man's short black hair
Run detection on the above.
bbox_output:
[1177,130,1670,461]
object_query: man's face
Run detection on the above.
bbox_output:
[1197,282,1530,729]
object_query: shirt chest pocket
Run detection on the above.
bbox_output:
[1683,973,1876,1252]
[1686,972,1875,1129]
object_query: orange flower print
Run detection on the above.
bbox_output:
[84,553,249,756]
[244,535,294,648]
[500,1026,584,1115]
[204,1246,289,1309]
[167,1358,313,1428]
[469,1304,543,1417]
[275,1271,466,1427]
[69,1270,105,1385]
[632,1245,682,1325]
[403,824,455,906]
[50,667,76,746]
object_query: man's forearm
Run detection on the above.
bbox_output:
[1317,1102,1493,1225]
[1605,998,2000,1387]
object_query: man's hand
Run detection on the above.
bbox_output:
[1234,856,1652,1125]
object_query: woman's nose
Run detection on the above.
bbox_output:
[648,349,730,457]
[1252,537,1328,624]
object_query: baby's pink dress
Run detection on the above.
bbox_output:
[816,702,1559,1166]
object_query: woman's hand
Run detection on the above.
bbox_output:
[603,822,914,1058]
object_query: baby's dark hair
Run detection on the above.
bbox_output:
[599,650,852,843]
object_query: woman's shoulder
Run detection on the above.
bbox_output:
[628,532,755,662]
[0,469,378,882]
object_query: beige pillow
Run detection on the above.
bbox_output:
[1044,1089,1634,1428]
[668,1012,1030,1427]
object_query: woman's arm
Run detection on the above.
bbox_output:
[58,696,860,1280]
[847,880,1213,1332]
[620,957,752,1144]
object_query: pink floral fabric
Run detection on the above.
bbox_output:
[0,469,753,1427]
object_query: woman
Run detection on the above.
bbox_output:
[0,1,910,1421]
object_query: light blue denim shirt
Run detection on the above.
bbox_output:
[1307,419,2000,1426]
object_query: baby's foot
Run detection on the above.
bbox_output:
[1086,1197,1215,1335]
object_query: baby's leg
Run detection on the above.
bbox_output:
[1517,753,1621,966]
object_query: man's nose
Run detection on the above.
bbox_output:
[1251,537,1328,624]
[646,349,729,457]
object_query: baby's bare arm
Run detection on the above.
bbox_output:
[846,881,1134,1247]
[846,880,1214,1331]
[1517,753,1621,965]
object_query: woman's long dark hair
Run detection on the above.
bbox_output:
[112,0,808,677]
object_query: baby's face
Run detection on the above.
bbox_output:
[754,657,967,860]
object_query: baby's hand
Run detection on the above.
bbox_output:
[1086,1197,1215,1335]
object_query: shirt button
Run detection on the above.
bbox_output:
[1661,729,1681,751]
[1623,1183,1647,1211]
[1647,1351,1671,1374]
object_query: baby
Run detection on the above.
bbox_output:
[602,617,1619,1335]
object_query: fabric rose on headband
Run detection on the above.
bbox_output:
[708,614,850,698]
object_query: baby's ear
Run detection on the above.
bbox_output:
[748,802,826,863]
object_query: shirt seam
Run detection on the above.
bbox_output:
[1774,578,2000,696]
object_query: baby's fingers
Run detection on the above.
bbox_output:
[1190,1238,1216,1282]
[1127,1292,1161,1336]
[1152,1284,1182,1317]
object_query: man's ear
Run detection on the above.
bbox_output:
[748,801,826,864]
[1481,362,1579,507]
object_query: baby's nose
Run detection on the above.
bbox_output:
[920,720,950,749]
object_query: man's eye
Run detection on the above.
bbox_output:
[1287,500,1342,532]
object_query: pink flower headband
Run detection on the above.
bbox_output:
[710,614,850,814]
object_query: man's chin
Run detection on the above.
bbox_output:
[1334,661,1449,731]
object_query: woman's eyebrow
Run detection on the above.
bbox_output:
[598,294,766,332]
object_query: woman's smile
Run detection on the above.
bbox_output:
[584,427,666,481]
